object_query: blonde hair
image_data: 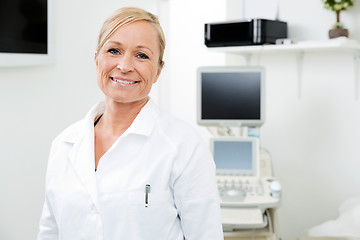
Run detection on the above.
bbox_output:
[96,7,166,66]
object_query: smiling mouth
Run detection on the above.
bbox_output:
[110,77,138,85]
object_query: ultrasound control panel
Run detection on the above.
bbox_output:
[217,176,280,210]
[211,137,281,210]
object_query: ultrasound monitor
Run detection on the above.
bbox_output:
[197,66,265,127]
[211,137,259,177]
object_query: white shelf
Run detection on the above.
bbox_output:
[209,38,360,99]
[209,38,360,54]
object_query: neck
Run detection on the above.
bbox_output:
[99,97,149,137]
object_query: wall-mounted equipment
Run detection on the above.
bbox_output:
[204,19,287,47]
[0,0,54,67]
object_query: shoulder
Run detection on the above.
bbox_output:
[150,105,207,152]
[150,105,216,188]
[154,108,200,140]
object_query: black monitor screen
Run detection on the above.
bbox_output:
[0,0,48,54]
[201,71,261,121]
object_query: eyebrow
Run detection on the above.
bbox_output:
[105,41,154,55]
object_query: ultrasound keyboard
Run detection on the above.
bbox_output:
[217,177,280,209]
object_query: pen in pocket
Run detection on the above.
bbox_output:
[145,184,151,207]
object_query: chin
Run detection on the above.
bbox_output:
[106,95,149,104]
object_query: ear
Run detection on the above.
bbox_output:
[153,61,164,84]
[94,51,98,66]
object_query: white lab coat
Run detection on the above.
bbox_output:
[38,99,223,240]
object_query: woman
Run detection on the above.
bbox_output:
[37,7,223,240]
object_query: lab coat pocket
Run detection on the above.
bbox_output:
[128,190,178,239]
[129,190,172,206]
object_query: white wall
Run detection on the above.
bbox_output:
[254,51,360,239]
[0,0,162,239]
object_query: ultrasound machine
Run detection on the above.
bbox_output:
[197,66,281,237]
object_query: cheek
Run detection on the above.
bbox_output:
[150,66,161,84]
[96,60,112,80]
[140,63,160,84]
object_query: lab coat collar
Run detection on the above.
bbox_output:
[62,98,157,144]
[123,98,157,137]
[87,98,157,137]
[60,102,105,144]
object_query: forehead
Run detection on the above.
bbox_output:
[105,21,159,49]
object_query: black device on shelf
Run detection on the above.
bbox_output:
[204,19,287,47]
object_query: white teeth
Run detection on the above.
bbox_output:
[112,78,136,84]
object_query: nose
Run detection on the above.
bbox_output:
[117,53,134,73]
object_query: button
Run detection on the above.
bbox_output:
[225,182,232,188]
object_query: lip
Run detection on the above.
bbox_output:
[110,76,139,86]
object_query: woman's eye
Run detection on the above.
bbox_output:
[137,53,149,60]
[108,48,120,55]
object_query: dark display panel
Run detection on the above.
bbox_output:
[0,0,47,54]
[201,72,261,120]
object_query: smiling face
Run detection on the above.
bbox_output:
[95,20,163,105]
